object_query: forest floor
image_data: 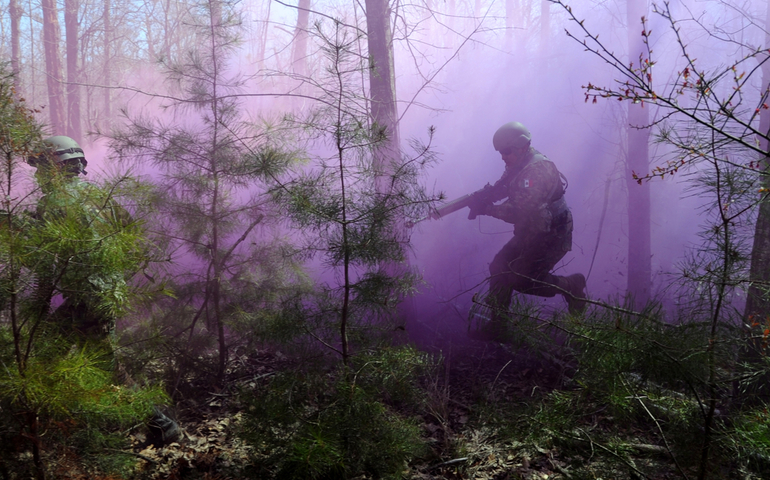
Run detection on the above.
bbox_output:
[112,337,732,480]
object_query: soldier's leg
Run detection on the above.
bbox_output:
[505,239,566,298]
[520,270,586,314]
[555,274,587,314]
[512,237,586,314]
[53,300,117,371]
[488,237,525,321]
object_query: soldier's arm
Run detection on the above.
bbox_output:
[472,167,517,221]
[485,162,559,228]
[483,202,517,222]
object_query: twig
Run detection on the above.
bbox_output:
[548,457,573,479]
[626,443,671,456]
[448,397,471,410]
[573,429,651,479]
[428,457,468,470]
[632,393,690,479]
[491,360,512,391]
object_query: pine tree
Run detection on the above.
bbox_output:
[268,19,439,364]
[109,0,299,388]
[0,70,166,480]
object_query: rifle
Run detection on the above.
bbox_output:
[409,182,503,227]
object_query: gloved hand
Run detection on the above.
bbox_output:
[468,203,490,220]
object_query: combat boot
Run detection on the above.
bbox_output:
[147,407,181,447]
[560,273,587,315]
[467,295,504,342]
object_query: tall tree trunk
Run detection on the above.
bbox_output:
[741,0,770,404]
[28,0,37,102]
[744,0,770,329]
[425,0,435,39]
[505,0,514,52]
[10,0,22,93]
[102,0,111,130]
[163,0,173,60]
[209,0,227,382]
[291,0,310,77]
[365,0,400,169]
[540,0,549,53]
[65,0,81,142]
[626,0,651,305]
[42,0,66,133]
[365,0,415,325]
[257,0,272,70]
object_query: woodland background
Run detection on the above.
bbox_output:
[2,0,770,478]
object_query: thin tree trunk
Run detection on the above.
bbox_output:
[505,0,514,52]
[102,0,111,130]
[28,0,37,102]
[338,136,351,364]
[28,411,44,480]
[365,0,400,171]
[42,0,66,133]
[163,0,172,60]
[10,0,22,93]
[626,0,652,306]
[257,0,272,70]
[698,155,731,480]
[65,0,82,141]
[365,0,415,323]
[209,0,227,382]
[291,0,310,77]
[540,0,549,53]
[446,0,455,49]
[740,0,770,405]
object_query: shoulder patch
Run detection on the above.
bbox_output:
[523,178,530,188]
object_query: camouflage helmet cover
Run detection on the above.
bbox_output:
[28,135,87,174]
[492,122,531,153]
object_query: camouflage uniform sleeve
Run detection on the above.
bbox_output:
[486,159,561,235]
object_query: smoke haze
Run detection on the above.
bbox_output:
[6,0,768,347]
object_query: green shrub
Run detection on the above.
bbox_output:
[239,346,430,479]
[0,341,168,476]
[728,405,770,475]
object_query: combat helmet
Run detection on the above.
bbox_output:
[28,135,88,175]
[492,122,531,154]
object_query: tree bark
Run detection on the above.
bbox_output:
[745,113,770,315]
[365,0,400,170]
[740,0,770,404]
[365,0,416,325]
[257,0,272,70]
[65,0,82,142]
[10,0,22,93]
[163,0,171,60]
[744,0,770,326]
[626,0,652,306]
[102,0,111,130]
[42,0,66,133]
[291,0,311,77]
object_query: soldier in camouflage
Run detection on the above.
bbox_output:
[27,136,126,345]
[28,136,180,444]
[470,122,586,329]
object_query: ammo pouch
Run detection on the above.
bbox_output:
[548,195,569,222]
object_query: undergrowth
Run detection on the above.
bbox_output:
[238,345,431,479]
